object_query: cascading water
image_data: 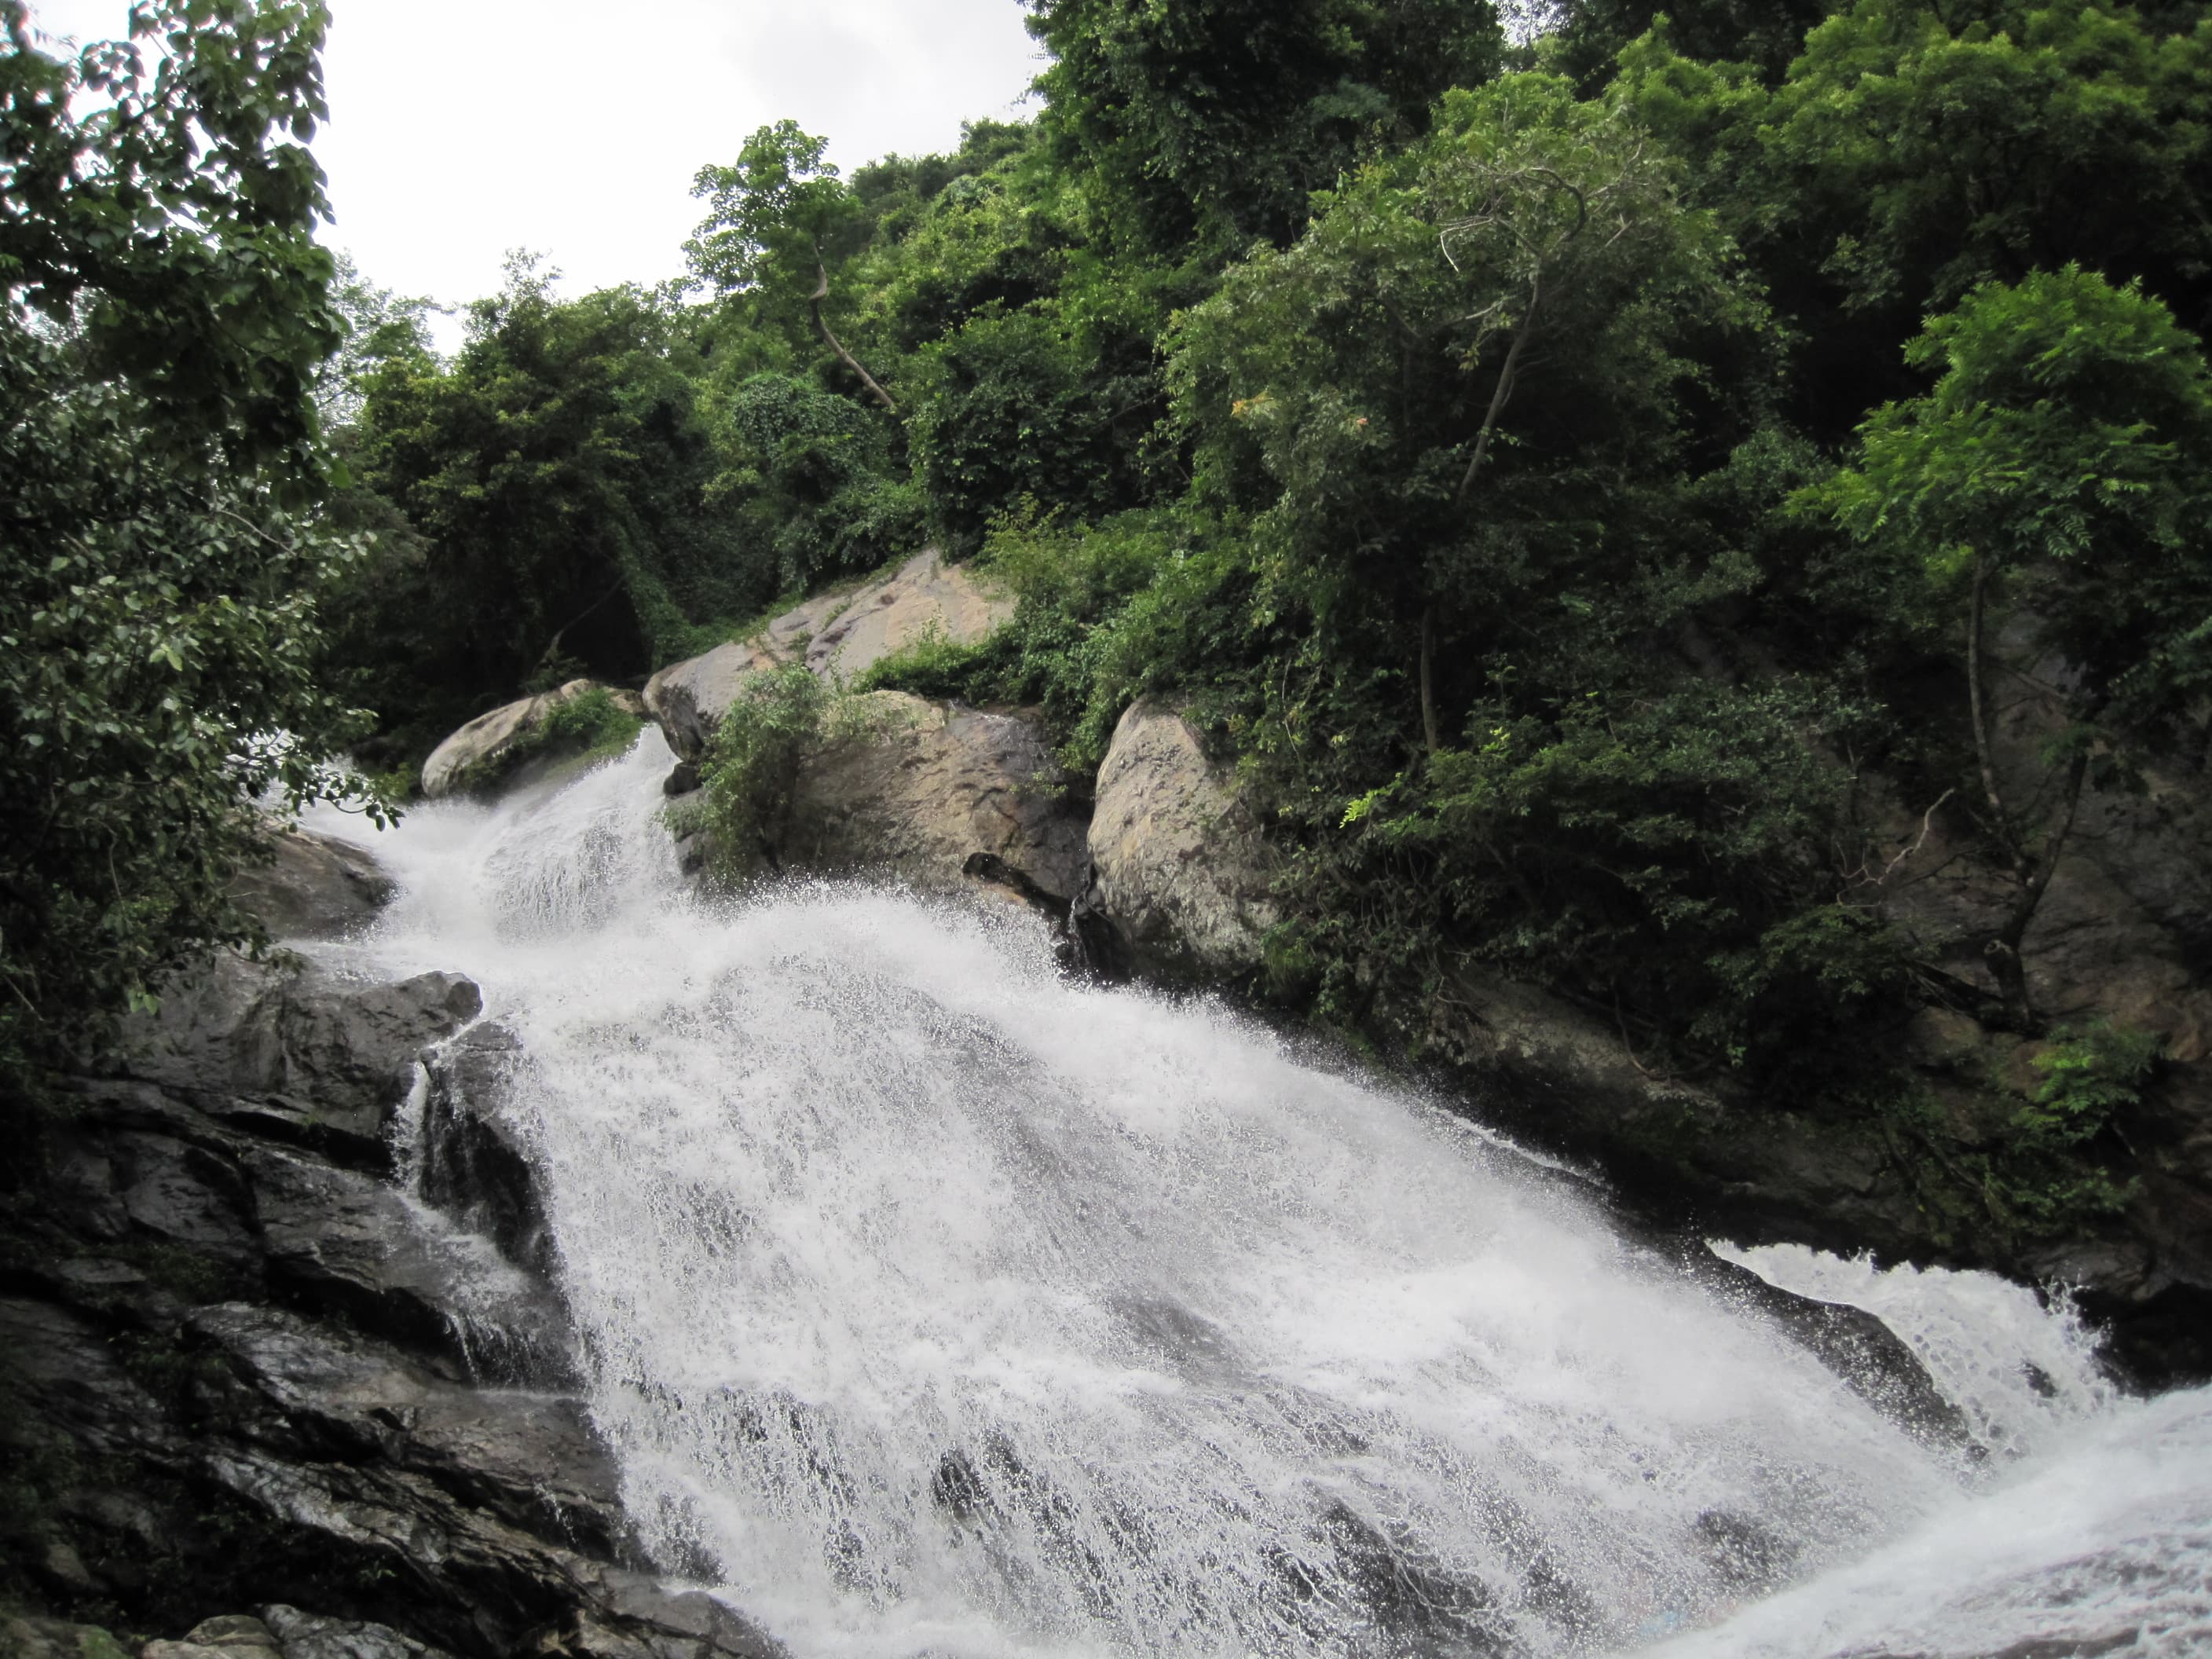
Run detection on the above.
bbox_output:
[305,731,2212,1659]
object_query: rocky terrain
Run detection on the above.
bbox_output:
[10,550,2210,1651]
[0,832,782,1657]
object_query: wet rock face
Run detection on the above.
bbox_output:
[422,1021,556,1279]
[114,954,481,1170]
[1086,701,1279,979]
[4,965,781,1659]
[230,824,394,941]
[642,548,1012,764]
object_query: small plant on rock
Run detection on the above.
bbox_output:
[698,666,830,875]
[2022,1020,2163,1154]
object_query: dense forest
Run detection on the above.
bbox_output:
[8,0,2212,1240]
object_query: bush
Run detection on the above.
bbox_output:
[2023,1021,2164,1152]
[697,666,830,875]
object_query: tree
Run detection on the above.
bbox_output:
[1,0,382,1085]
[688,121,895,411]
[1814,266,2212,1024]
[1165,75,1884,1064]
[1541,0,1840,88]
[334,262,749,751]
[1763,0,2212,321]
[1174,73,1758,752]
[1026,0,1507,251]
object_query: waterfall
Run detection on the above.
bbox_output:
[304,731,2212,1659]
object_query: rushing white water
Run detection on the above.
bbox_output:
[303,731,2212,1659]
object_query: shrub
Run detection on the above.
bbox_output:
[697,666,830,875]
[2023,1021,2164,1152]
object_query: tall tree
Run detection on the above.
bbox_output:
[688,121,896,410]
[1815,266,2212,1024]
[1027,0,1507,251]
[1,0,382,1084]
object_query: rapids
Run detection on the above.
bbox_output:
[304,730,2212,1659]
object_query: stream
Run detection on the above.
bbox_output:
[304,730,2212,1659]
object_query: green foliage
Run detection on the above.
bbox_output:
[2023,1020,2163,1151]
[1,1,386,1090]
[688,120,862,301]
[908,304,1162,556]
[1026,0,1508,250]
[1764,0,2212,319]
[1876,1079,2134,1242]
[302,0,2212,1234]
[1818,266,2212,734]
[329,263,749,753]
[697,665,831,874]
[860,509,1263,775]
[701,371,923,591]
[448,687,643,797]
[1547,0,1840,87]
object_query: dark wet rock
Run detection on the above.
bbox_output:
[1690,1509,1796,1595]
[244,1140,572,1384]
[2,1618,133,1659]
[115,1129,260,1269]
[188,1302,623,1557]
[4,954,786,1659]
[422,1023,553,1276]
[0,1296,185,1461]
[1693,1251,1978,1456]
[961,853,1133,983]
[1318,1500,1508,1655]
[115,954,481,1170]
[258,1606,452,1659]
[231,824,395,941]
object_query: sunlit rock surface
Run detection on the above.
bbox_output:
[1087,698,1279,976]
[778,690,1086,894]
[642,548,1011,760]
[420,679,642,800]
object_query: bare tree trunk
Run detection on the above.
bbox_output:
[1987,748,2088,1027]
[1419,269,1547,756]
[808,258,896,414]
[1967,552,2014,866]
[1454,268,1543,508]
[1965,552,2093,1027]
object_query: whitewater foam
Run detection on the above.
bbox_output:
[301,731,2212,1659]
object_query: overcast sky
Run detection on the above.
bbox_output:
[26,0,1045,325]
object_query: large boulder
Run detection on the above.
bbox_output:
[803,547,1013,682]
[777,692,1087,896]
[229,822,394,940]
[11,954,782,1657]
[643,548,1011,762]
[116,954,482,1167]
[419,679,643,800]
[1086,701,1280,977]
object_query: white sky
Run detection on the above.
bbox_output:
[24,0,1045,327]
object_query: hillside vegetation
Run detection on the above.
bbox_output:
[10,0,2212,1242]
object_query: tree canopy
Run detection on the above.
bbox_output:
[2,0,380,1086]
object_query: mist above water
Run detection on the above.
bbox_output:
[306,733,2212,1658]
